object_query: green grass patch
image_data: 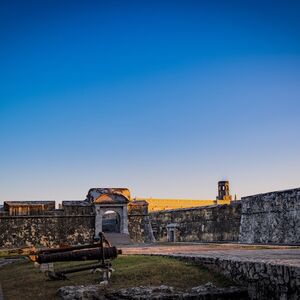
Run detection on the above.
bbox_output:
[0,255,233,300]
[0,250,10,258]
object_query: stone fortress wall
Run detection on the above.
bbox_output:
[0,187,155,248]
[149,202,241,242]
[150,187,300,245]
[0,185,299,248]
[239,188,300,244]
[0,198,151,248]
[127,200,155,243]
[0,214,95,248]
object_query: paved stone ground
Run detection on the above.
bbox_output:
[121,243,300,267]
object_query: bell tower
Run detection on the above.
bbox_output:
[217,180,232,202]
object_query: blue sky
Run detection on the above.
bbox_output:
[0,0,299,202]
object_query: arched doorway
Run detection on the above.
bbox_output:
[93,189,130,238]
[102,210,121,233]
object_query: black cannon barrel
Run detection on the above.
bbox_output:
[37,246,118,264]
[38,242,104,255]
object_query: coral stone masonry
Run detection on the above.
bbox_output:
[239,188,300,244]
[0,186,299,247]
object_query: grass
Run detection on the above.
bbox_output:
[0,255,233,300]
[0,250,10,258]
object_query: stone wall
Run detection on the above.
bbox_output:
[149,202,241,242]
[0,199,154,248]
[128,201,155,243]
[62,202,94,215]
[239,188,300,244]
[161,253,300,300]
[1,187,299,248]
[0,214,94,248]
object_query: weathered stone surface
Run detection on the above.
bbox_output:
[239,188,300,244]
[57,284,249,300]
[128,201,155,243]
[57,284,102,300]
[0,199,153,247]
[62,201,94,216]
[1,187,299,247]
[149,203,241,242]
[0,215,94,247]
[86,188,131,203]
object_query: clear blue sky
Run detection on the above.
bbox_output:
[0,0,299,203]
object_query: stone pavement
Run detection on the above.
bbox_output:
[122,243,300,267]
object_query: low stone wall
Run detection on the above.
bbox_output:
[149,202,241,242]
[159,253,300,300]
[239,188,300,244]
[0,215,94,248]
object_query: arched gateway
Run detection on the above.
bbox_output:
[86,188,130,239]
[102,210,121,233]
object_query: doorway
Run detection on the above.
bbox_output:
[102,210,121,233]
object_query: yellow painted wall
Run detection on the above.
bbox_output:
[135,198,230,212]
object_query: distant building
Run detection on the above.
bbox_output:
[3,201,55,216]
[216,180,232,202]
[138,181,233,212]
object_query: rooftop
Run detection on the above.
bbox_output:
[4,201,55,206]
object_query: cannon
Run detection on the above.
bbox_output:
[27,233,120,280]
[36,246,118,264]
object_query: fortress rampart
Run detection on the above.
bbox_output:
[0,214,94,248]
[149,203,241,242]
[239,188,300,244]
[0,187,299,248]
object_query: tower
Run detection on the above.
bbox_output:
[217,181,232,202]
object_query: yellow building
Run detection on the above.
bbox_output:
[135,181,233,212]
[136,198,231,212]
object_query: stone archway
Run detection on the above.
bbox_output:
[94,204,129,238]
[90,188,130,239]
[102,210,121,233]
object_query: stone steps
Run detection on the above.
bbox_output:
[103,233,131,246]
